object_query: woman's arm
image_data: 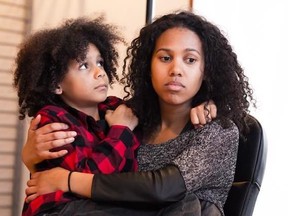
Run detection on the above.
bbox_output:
[23,101,217,202]
[22,100,217,172]
[26,165,186,204]
[25,123,233,205]
[22,114,77,173]
[90,164,186,203]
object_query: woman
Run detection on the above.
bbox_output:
[24,11,254,215]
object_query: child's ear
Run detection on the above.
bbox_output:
[54,85,63,95]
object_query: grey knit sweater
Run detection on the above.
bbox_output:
[137,120,239,215]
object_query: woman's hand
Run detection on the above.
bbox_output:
[190,100,217,128]
[25,167,69,202]
[105,104,139,131]
[22,115,77,173]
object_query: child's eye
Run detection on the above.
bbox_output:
[96,59,104,68]
[79,63,88,70]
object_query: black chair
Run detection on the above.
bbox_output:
[224,115,267,216]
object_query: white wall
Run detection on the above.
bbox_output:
[194,0,288,215]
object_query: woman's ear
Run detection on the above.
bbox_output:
[54,85,62,95]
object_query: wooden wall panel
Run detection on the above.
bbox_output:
[0,0,31,215]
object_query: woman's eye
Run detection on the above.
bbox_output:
[160,56,171,62]
[186,58,196,64]
[79,63,88,70]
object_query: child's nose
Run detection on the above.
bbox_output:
[94,67,106,79]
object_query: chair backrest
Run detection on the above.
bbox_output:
[224,114,267,216]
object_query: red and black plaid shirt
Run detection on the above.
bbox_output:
[22,96,139,216]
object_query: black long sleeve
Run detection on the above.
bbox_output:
[91,164,186,204]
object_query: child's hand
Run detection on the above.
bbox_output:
[191,100,217,128]
[105,104,139,131]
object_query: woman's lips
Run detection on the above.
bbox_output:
[165,81,185,91]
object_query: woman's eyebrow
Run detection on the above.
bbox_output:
[185,48,201,55]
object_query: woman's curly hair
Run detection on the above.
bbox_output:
[122,11,255,138]
[13,15,125,120]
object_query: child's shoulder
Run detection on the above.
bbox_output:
[98,96,123,111]
[38,104,65,111]
[36,104,67,117]
[35,105,72,126]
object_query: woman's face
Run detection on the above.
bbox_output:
[151,27,205,108]
[56,43,109,111]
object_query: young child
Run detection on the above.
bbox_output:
[13,16,139,216]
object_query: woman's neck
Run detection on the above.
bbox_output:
[147,104,190,144]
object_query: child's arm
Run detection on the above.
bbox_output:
[191,100,217,128]
[93,104,139,173]
[105,104,138,131]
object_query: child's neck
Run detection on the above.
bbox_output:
[79,107,100,121]
[62,99,100,121]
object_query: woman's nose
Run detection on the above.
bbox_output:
[169,60,183,77]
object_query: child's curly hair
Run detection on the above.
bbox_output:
[13,15,125,120]
[122,11,255,137]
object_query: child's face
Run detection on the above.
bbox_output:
[151,27,204,108]
[55,43,109,111]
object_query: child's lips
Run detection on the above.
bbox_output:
[94,84,108,91]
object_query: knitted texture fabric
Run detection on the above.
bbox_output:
[137,120,239,215]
